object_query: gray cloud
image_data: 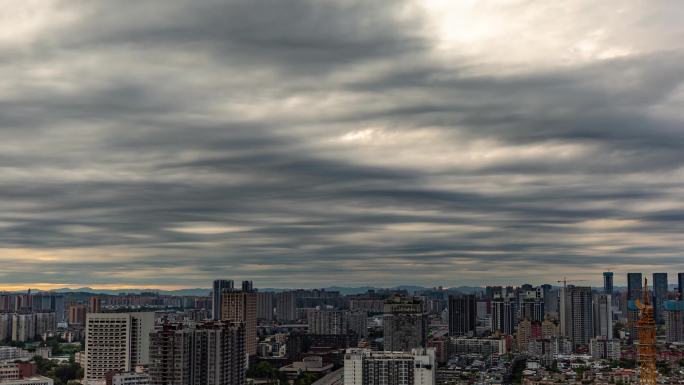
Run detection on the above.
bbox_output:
[1,0,684,289]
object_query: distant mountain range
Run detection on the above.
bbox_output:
[15,285,487,296]
[14,283,676,296]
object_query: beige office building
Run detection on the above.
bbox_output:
[84,312,154,385]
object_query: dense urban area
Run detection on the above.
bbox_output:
[0,272,683,384]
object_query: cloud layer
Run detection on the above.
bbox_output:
[1,0,684,289]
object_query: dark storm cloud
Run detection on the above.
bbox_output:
[1,0,684,288]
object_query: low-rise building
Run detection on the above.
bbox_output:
[344,348,435,385]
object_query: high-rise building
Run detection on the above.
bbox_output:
[307,309,349,335]
[256,292,274,321]
[383,296,427,352]
[221,289,257,356]
[592,294,613,339]
[447,295,476,337]
[516,320,541,352]
[0,314,11,341]
[491,293,517,335]
[541,318,559,339]
[348,312,368,338]
[69,305,87,326]
[344,348,435,385]
[149,321,246,385]
[11,314,35,342]
[653,273,668,323]
[559,286,593,348]
[84,312,154,384]
[274,291,297,322]
[627,300,639,341]
[212,280,234,321]
[589,337,620,360]
[89,297,101,314]
[664,300,684,343]
[519,288,545,323]
[603,272,614,294]
[34,313,56,339]
[678,273,684,299]
[627,273,642,301]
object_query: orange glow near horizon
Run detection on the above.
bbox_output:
[0,283,196,292]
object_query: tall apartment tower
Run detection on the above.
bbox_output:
[344,348,436,385]
[274,291,297,322]
[491,293,517,335]
[307,309,349,335]
[664,300,684,343]
[559,286,593,348]
[256,292,274,321]
[447,295,476,336]
[212,280,234,321]
[221,288,257,356]
[519,287,545,323]
[603,272,614,294]
[84,312,154,384]
[652,273,668,323]
[678,273,684,298]
[89,297,102,314]
[627,273,642,301]
[69,305,87,326]
[11,314,36,342]
[149,321,246,385]
[592,293,613,339]
[383,296,427,352]
[0,314,11,341]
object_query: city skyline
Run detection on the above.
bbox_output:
[3,1,684,289]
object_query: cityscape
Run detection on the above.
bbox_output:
[3,0,684,385]
[0,273,684,384]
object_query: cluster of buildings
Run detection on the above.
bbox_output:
[6,272,684,384]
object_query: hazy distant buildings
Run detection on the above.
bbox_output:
[383,296,427,352]
[559,286,593,347]
[447,295,476,336]
[84,312,154,384]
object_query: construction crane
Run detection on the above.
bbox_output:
[557,277,589,289]
[635,278,657,385]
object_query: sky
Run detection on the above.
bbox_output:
[2,0,684,290]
